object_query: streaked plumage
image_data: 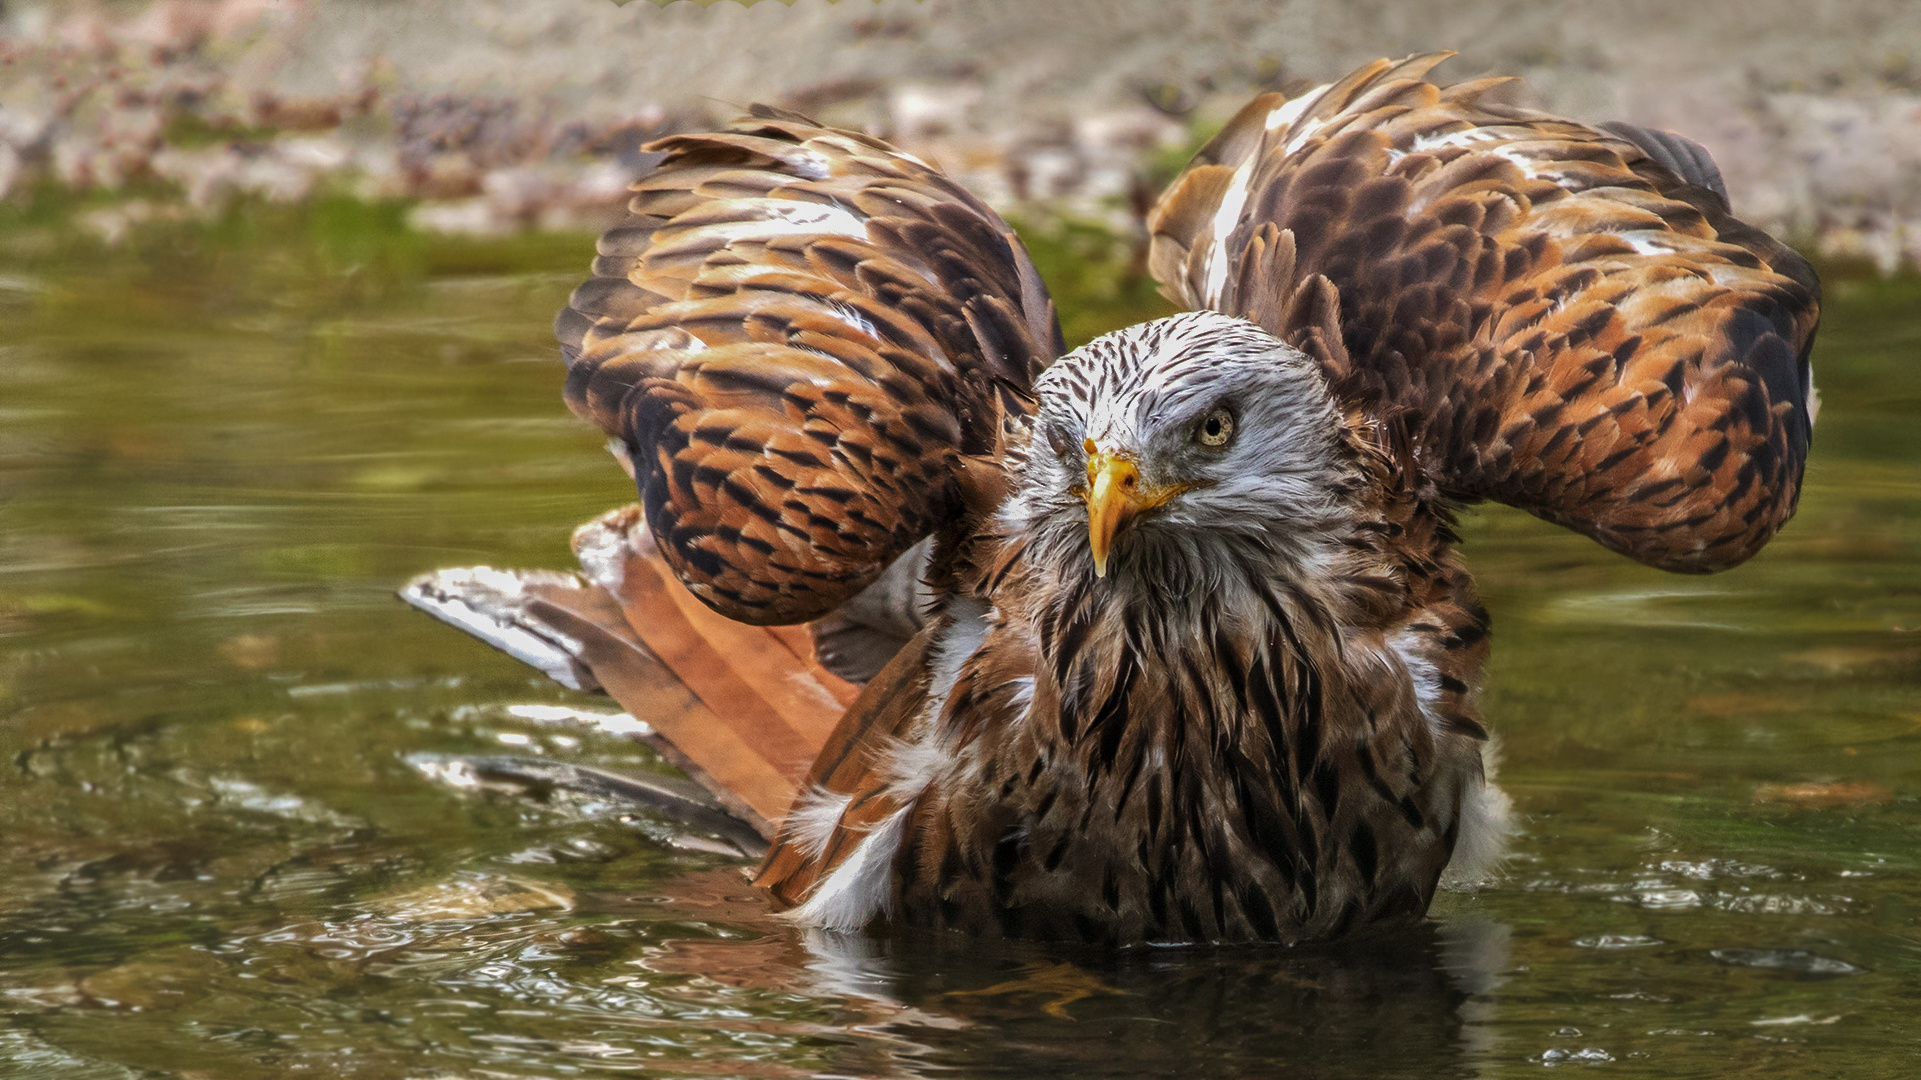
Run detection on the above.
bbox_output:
[1148,54,1816,572]
[521,53,1818,945]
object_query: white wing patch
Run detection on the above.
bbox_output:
[1385,626,1512,890]
[1201,156,1256,309]
[1387,627,1446,738]
[1272,80,1336,153]
[782,786,854,862]
[1198,84,1339,310]
[1439,739,1515,891]
[827,300,882,342]
[782,805,912,931]
[1490,145,1546,180]
[782,600,992,934]
[1617,230,1677,257]
[1264,86,1323,132]
[1409,126,1503,153]
[683,199,869,245]
[1005,675,1035,712]
[926,597,991,715]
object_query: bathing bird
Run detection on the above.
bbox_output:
[443,52,1818,945]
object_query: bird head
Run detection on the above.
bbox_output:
[1006,311,1365,583]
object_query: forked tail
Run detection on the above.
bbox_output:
[401,507,856,838]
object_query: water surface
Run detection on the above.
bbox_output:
[1,202,1916,1077]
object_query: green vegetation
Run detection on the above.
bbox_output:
[158,111,283,150]
[3,185,1193,351]
[1013,217,1179,349]
[3,190,593,302]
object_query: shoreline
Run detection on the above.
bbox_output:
[4,0,1919,271]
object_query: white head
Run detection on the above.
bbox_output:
[1002,311,1364,584]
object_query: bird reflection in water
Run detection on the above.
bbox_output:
[619,863,1511,1077]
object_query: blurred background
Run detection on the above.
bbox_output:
[6,0,1921,266]
[1,2,1917,1078]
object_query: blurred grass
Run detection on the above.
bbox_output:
[1012,217,1179,349]
[7,180,1915,376]
[2,187,1194,351]
[2,190,594,307]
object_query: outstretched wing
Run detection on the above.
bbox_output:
[1149,53,1820,572]
[559,107,1063,624]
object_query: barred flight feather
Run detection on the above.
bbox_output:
[1147,51,1818,573]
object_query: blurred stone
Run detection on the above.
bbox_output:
[370,873,575,921]
[212,0,291,41]
[122,0,216,59]
[5,0,1921,269]
[407,150,483,199]
[218,632,279,669]
[75,199,192,244]
[77,946,224,1012]
[408,196,508,236]
[889,81,982,139]
[1781,644,1921,672]
[1752,780,1895,807]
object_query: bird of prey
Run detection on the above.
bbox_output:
[408,52,1818,945]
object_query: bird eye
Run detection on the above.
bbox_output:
[1196,406,1235,448]
[1045,423,1076,460]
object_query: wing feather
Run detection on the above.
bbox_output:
[561,110,1063,623]
[1150,53,1819,571]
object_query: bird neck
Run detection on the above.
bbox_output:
[973,476,1450,742]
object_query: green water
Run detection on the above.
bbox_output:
[1,200,1916,1078]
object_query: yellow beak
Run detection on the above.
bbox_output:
[1083,448,1142,578]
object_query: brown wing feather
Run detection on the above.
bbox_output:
[752,625,935,908]
[560,107,1063,625]
[1149,52,1820,572]
[545,509,861,835]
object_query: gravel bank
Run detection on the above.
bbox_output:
[4,0,1918,268]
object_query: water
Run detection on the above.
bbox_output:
[1,200,1916,1077]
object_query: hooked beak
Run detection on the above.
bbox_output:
[1080,441,1187,578]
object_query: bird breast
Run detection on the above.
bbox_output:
[880,552,1475,945]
